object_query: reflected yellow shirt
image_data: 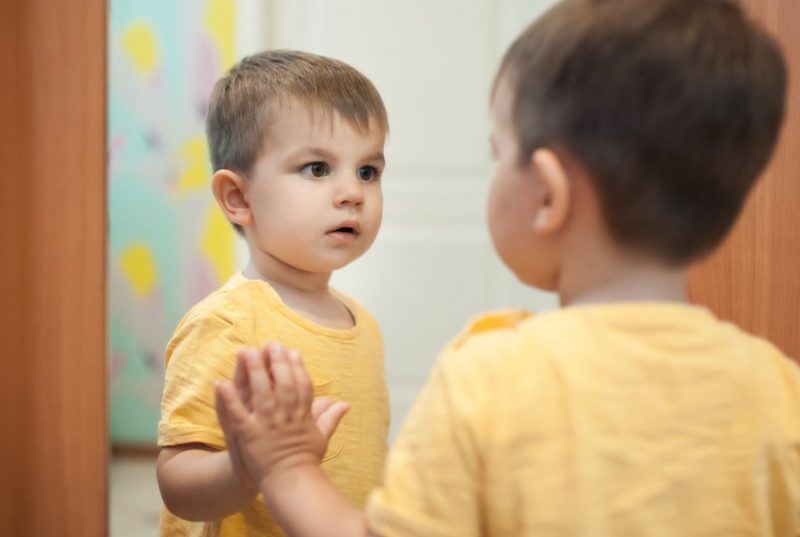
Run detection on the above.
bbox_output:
[159,274,389,537]
[368,304,800,536]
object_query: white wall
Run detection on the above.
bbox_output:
[239,0,560,441]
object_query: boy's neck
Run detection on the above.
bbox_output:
[243,256,332,294]
[558,246,690,308]
[242,259,356,330]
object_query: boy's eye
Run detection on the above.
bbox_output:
[301,162,330,177]
[357,166,380,182]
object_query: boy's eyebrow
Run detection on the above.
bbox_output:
[365,152,386,166]
[292,147,385,166]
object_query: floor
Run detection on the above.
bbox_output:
[110,455,162,536]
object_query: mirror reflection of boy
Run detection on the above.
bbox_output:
[216,1,800,536]
[156,50,390,537]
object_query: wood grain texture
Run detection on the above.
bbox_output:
[688,0,800,362]
[0,1,107,535]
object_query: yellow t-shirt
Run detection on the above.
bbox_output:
[159,274,389,537]
[368,304,800,536]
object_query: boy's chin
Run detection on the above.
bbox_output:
[305,255,364,274]
[513,268,558,292]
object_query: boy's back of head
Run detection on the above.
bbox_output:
[497,0,786,265]
[205,50,388,233]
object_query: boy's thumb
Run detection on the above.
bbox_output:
[315,401,350,441]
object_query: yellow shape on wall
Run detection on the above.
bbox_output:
[204,0,236,68]
[121,22,159,77]
[119,244,158,298]
[201,202,235,284]
[176,137,210,196]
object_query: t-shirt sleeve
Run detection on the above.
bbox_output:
[366,345,491,537]
[158,308,250,450]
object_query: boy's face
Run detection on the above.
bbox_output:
[488,78,558,289]
[243,102,385,276]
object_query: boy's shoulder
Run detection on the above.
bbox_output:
[731,325,800,395]
[440,310,535,372]
[164,275,283,366]
[444,304,800,376]
[169,274,272,342]
[445,306,588,352]
[449,310,533,350]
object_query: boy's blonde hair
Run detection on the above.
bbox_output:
[206,49,388,175]
[496,0,786,264]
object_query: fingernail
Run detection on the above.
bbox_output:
[288,350,300,362]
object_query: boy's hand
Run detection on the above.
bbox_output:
[214,343,350,490]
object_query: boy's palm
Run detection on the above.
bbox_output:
[214,344,350,489]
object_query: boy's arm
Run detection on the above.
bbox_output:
[156,442,258,521]
[259,464,373,537]
[157,344,261,520]
[215,345,374,537]
[158,321,260,520]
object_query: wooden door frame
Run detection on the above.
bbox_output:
[0,1,107,535]
[689,0,800,362]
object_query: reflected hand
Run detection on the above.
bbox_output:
[215,347,259,494]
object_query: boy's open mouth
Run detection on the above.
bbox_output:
[327,220,360,236]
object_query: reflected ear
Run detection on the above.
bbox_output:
[211,169,252,228]
[530,148,570,235]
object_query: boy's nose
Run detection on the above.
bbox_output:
[333,174,365,207]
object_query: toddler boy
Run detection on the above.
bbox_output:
[156,50,390,537]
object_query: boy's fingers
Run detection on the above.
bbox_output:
[268,343,298,412]
[245,346,275,415]
[311,397,335,419]
[214,383,228,430]
[258,342,273,371]
[315,401,350,441]
[215,384,238,447]
[214,380,250,430]
[288,350,313,415]
[234,348,255,411]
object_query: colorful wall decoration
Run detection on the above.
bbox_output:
[108,0,238,444]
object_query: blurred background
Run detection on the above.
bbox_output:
[108,0,560,534]
[1,0,795,534]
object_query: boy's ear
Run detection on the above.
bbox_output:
[530,148,570,235]
[211,169,252,228]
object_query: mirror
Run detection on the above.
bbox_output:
[107,1,557,534]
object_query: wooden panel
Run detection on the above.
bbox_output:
[0,1,107,535]
[688,0,800,362]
